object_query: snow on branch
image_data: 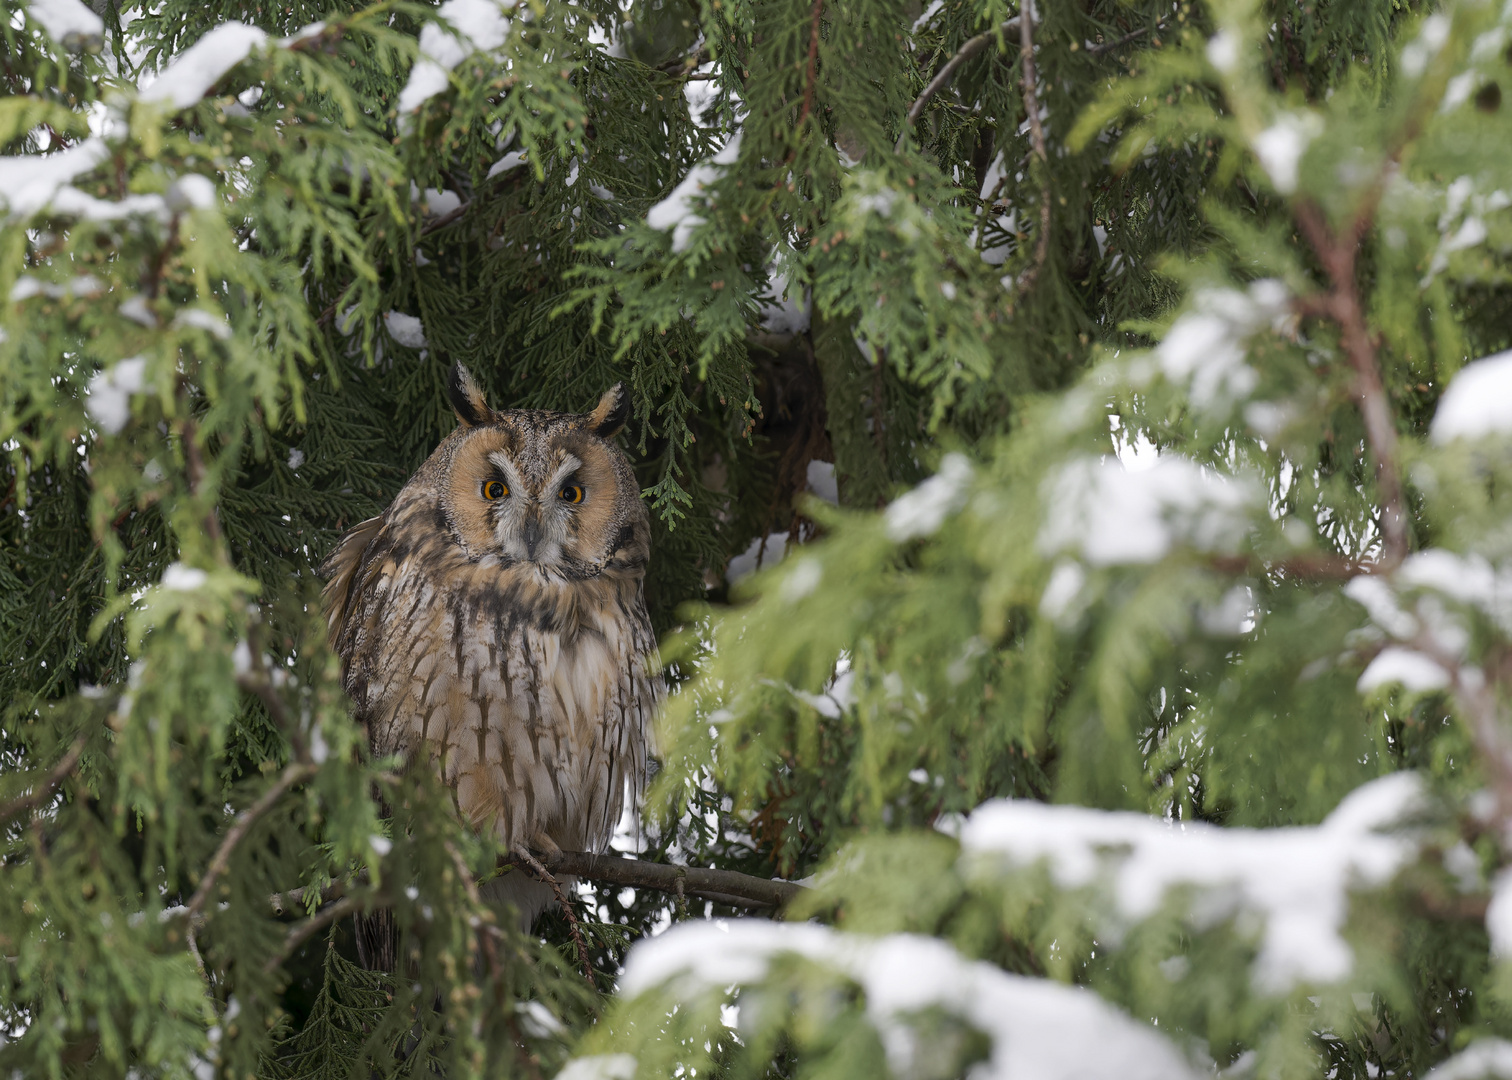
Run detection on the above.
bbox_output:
[1038,456,1259,566]
[956,773,1428,990]
[645,133,742,253]
[1430,349,1512,444]
[396,0,514,115]
[612,922,1199,1080]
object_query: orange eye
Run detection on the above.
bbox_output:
[483,480,508,500]
[559,484,585,504]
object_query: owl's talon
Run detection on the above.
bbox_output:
[527,832,563,860]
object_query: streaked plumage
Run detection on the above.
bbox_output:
[322,363,658,941]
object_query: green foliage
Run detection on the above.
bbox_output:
[11,0,1512,1076]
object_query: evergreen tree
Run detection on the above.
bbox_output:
[6,0,1512,1075]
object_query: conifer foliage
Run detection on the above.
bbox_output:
[6,0,1512,1075]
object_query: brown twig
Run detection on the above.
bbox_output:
[0,735,87,826]
[797,0,824,130]
[1084,19,1167,57]
[185,762,318,924]
[1294,202,1409,566]
[1014,0,1052,296]
[264,893,365,974]
[511,847,594,985]
[896,17,1023,151]
[420,201,469,236]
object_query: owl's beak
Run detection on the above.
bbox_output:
[522,515,542,561]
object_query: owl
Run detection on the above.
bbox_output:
[321,363,659,941]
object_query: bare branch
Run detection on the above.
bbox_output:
[1084,19,1167,57]
[797,0,824,131]
[1013,0,1052,297]
[264,893,365,974]
[0,735,86,826]
[1294,202,1409,566]
[531,849,806,910]
[897,17,1022,152]
[186,761,318,923]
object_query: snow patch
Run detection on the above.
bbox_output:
[23,0,103,46]
[618,922,1198,1080]
[727,532,789,584]
[0,138,110,220]
[1252,112,1322,195]
[384,311,427,348]
[1206,29,1240,72]
[885,453,972,541]
[646,132,741,253]
[1358,647,1451,693]
[558,1056,637,1080]
[961,773,1427,991]
[140,22,269,109]
[86,356,150,435]
[1425,1040,1512,1080]
[1431,350,1512,443]
[161,563,208,591]
[1158,280,1290,412]
[1039,456,1258,566]
[397,0,514,114]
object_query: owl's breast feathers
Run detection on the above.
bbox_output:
[321,487,659,855]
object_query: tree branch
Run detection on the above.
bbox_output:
[1014,0,1052,296]
[797,0,824,130]
[897,17,1022,152]
[0,735,86,826]
[185,761,318,923]
[264,893,365,974]
[528,850,807,910]
[1294,202,1409,566]
[512,846,595,984]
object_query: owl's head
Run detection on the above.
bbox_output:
[434,363,648,577]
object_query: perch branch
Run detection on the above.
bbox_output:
[530,849,807,910]
[0,735,86,826]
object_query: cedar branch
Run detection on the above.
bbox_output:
[1014,0,1051,295]
[532,849,806,910]
[0,735,86,826]
[896,17,1022,152]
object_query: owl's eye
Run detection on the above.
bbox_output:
[482,480,508,500]
[559,484,585,504]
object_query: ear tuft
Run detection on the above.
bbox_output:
[447,362,491,427]
[588,383,631,438]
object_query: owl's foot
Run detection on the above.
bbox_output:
[524,831,563,860]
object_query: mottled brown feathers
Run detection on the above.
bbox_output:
[320,366,659,935]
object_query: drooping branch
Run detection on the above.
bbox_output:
[513,846,595,984]
[0,735,86,826]
[896,17,1022,152]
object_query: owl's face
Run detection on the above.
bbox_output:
[434,365,644,577]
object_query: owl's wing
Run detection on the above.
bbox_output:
[320,514,385,649]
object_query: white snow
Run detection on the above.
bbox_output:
[24,0,103,45]
[726,532,789,583]
[1426,1039,1512,1080]
[384,310,427,348]
[1357,647,1450,693]
[287,448,305,471]
[487,150,528,178]
[1430,350,1512,443]
[557,1056,637,1080]
[422,187,462,217]
[140,22,269,109]
[1485,870,1512,958]
[759,266,810,334]
[911,0,944,34]
[161,563,208,591]
[167,174,218,210]
[806,460,838,505]
[396,0,514,114]
[0,138,109,220]
[1206,29,1240,72]
[1039,562,1087,623]
[174,308,231,339]
[960,773,1427,991]
[1158,280,1289,412]
[617,922,1198,1080]
[10,274,104,301]
[646,133,741,253]
[85,356,149,435]
[885,453,972,541]
[1039,456,1258,566]
[1252,112,1322,195]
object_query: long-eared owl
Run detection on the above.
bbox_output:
[321,363,659,935]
